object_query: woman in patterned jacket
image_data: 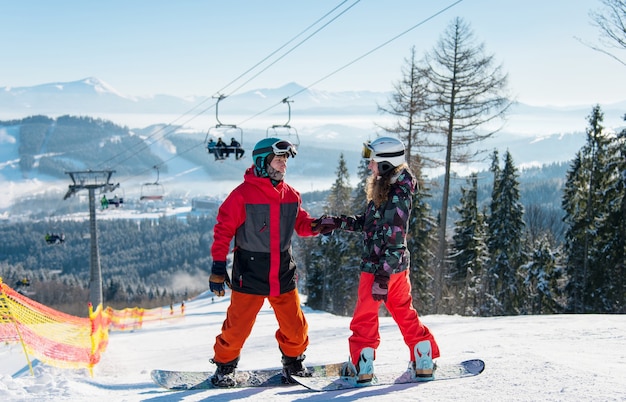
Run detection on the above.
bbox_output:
[312,137,440,384]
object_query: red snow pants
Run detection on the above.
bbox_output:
[348,270,440,365]
[213,289,309,364]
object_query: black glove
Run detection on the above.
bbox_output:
[372,274,389,302]
[311,215,341,235]
[209,261,231,297]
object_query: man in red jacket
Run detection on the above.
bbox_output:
[208,137,319,387]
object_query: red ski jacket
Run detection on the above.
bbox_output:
[211,167,317,296]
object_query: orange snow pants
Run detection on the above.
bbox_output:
[348,270,440,365]
[213,289,309,364]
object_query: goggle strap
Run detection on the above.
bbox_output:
[252,144,296,157]
[376,150,404,157]
[252,146,274,156]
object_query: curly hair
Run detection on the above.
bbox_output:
[366,163,408,207]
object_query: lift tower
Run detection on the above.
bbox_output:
[63,170,119,309]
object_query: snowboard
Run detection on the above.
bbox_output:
[151,362,344,390]
[293,359,485,392]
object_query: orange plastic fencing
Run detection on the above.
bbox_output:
[0,278,185,375]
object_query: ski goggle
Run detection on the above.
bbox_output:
[362,141,404,161]
[272,140,297,157]
[252,140,297,158]
[362,141,374,159]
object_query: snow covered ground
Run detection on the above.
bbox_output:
[1,290,624,401]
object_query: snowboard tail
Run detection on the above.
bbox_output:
[151,362,344,390]
[293,359,485,392]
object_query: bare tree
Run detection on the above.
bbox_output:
[589,0,626,66]
[418,17,512,312]
[377,46,433,174]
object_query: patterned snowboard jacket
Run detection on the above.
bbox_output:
[339,168,415,279]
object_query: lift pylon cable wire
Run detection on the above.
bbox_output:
[222,1,361,99]
[94,1,356,173]
[94,0,465,184]
[236,0,464,127]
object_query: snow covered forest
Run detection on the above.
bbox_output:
[299,105,625,317]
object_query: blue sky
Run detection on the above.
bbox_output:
[2,0,625,106]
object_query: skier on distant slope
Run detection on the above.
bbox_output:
[208,137,321,387]
[311,137,440,384]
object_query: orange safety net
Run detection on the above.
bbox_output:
[106,302,185,331]
[0,278,185,374]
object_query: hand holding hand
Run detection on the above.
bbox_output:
[311,215,341,235]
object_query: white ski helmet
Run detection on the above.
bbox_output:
[363,137,406,175]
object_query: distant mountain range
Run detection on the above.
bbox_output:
[2,77,625,126]
[0,77,625,212]
[0,77,386,118]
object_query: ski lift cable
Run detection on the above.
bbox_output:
[92,1,357,173]
[214,0,356,97]
[94,101,218,171]
[115,138,208,189]
[235,0,465,127]
[94,1,465,183]
[131,0,465,165]
[284,0,466,100]
[220,0,362,99]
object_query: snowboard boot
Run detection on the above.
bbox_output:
[341,347,375,384]
[281,354,311,384]
[210,357,239,387]
[412,340,434,382]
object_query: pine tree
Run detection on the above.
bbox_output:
[327,153,352,214]
[351,158,369,213]
[562,105,622,313]
[486,150,525,315]
[406,167,437,314]
[520,235,563,314]
[593,126,625,312]
[452,173,489,315]
[611,122,626,312]
[307,154,360,315]
[561,152,587,313]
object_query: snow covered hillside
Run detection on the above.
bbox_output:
[1,290,624,401]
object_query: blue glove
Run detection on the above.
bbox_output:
[209,261,231,297]
[372,274,389,302]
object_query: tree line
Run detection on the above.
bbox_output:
[302,105,624,316]
[0,215,216,316]
[0,157,578,318]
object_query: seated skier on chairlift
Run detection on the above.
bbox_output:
[45,232,65,244]
[215,138,227,160]
[208,138,224,160]
[228,137,245,160]
[109,194,123,207]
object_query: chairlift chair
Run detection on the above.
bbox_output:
[140,166,165,201]
[45,232,65,245]
[44,219,65,245]
[205,94,245,161]
[266,97,300,147]
[100,187,125,209]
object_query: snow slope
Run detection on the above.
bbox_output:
[1,291,624,401]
